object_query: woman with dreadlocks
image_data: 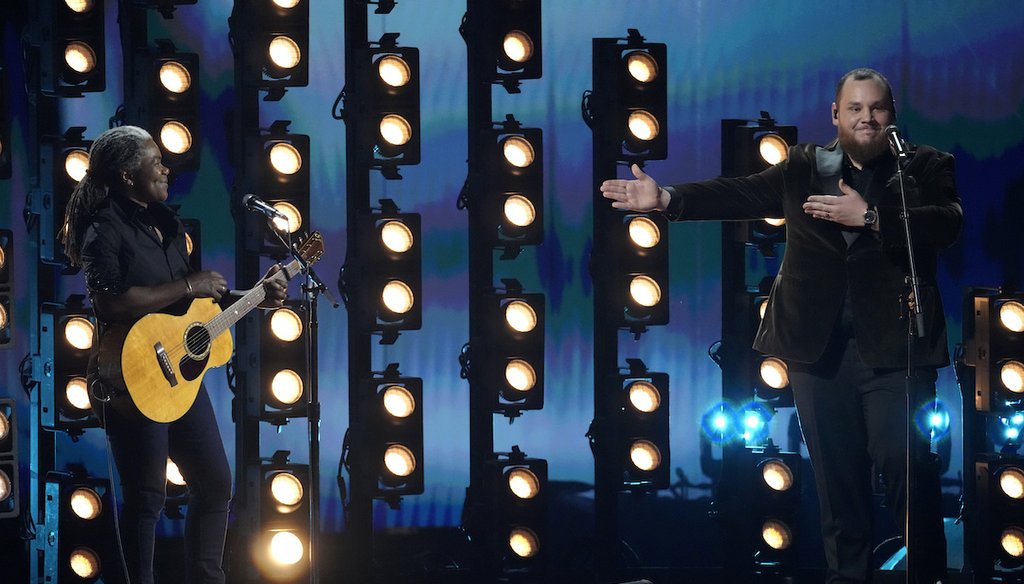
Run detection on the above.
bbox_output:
[61,125,286,584]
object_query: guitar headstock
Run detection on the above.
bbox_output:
[296,231,325,266]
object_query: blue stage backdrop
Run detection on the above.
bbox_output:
[2,0,1023,548]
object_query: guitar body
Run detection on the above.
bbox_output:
[97,298,233,423]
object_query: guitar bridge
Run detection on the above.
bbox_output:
[154,342,179,387]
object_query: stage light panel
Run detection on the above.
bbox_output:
[0,399,17,518]
[132,44,200,172]
[480,125,544,247]
[365,44,420,171]
[489,0,542,82]
[44,475,118,583]
[40,301,99,433]
[591,35,667,162]
[254,456,311,581]
[976,456,1024,571]
[479,286,545,414]
[247,126,310,252]
[180,218,202,272]
[480,450,547,573]
[38,0,106,96]
[0,68,10,179]
[240,0,309,88]
[616,364,670,490]
[965,289,1024,412]
[0,229,11,348]
[350,205,422,340]
[258,300,309,422]
[37,129,92,266]
[360,371,424,497]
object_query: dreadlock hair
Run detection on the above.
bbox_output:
[61,125,152,267]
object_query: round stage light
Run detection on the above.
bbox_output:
[759,357,790,389]
[502,136,535,168]
[380,221,414,254]
[507,468,541,500]
[270,308,303,342]
[268,36,302,70]
[759,134,790,165]
[508,527,539,558]
[502,31,534,65]
[64,149,90,182]
[69,487,102,520]
[504,300,537,334]
[629,440,662,472]
[270,472,304,509]
[626,51,658,83]
[382,280,415,315]
[761,460,794,492]
[65,377,91,411]
[629,275,661,308]
[628,216,660,249]
[159,61,192,94]
[160,121,193,155]
[627,110,660,142]
[377,55,411,88]
[382,385,416,419]
[269,142,302,175]
[64,42,97,74]
[271,370,304,406]
[505,359,537,393]
[63,317,94,351]
[627,381,661,413]
[383,445,416,478]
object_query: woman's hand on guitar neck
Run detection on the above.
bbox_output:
[185,270,229,301]
[259,264,288,308]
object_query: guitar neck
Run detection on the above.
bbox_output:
[205,258,303,338]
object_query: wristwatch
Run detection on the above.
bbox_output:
[863,207,878,226]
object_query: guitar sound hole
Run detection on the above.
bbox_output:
[183,324,212,361]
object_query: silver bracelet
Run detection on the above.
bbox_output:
[184,277,194,298]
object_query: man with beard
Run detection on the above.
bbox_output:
[600,68,961,583]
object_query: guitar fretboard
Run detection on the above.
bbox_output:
[204,258,302,338]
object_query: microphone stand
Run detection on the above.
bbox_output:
[289,241,339,584]
[893,149,928,584]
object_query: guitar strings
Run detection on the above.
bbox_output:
[161,287,266,362]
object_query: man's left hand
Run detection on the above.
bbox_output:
[260,264,288,308]
[803,178,869,227]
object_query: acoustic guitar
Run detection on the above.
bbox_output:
[96,232,324,423]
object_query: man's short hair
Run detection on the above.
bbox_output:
[835,67,896,120]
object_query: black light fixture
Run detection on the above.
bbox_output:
[359,364,424,500]
[480,117,544,249]
[253,452,311,582]
[479,279,545,417]
[36,0,106,97]
[482,0,542,91]
[974,455,1024,576]
[607,211,669,331]
[258,299,309,423]
[590,29,667,163]
[43,474,119,582]
[347,200,422,343]
[0,399,17,519]
[40,297,99,434]
[717,443,800,575]
[38,128,91,266]
[364,36,420,177]
[616,359,670,490]
[0,229,11,348]
[239,0,309,90]
[247,122,310,254]
[721,113,797,253]
[180,217,202,272]
[0,66,11,179]
[481,447,547,573]
[965,288,1024,412]
[750,447,800,569]
[129,40,200,171]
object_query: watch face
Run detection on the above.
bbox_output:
[864,209,878,225]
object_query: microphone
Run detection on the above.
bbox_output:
[885,125,910,161]
[242,194,287,220]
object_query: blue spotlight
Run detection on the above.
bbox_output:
[914,400,952,442]
[739,402,773,445]
[701,402,738,445]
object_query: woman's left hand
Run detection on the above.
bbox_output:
[260,264,288,307]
